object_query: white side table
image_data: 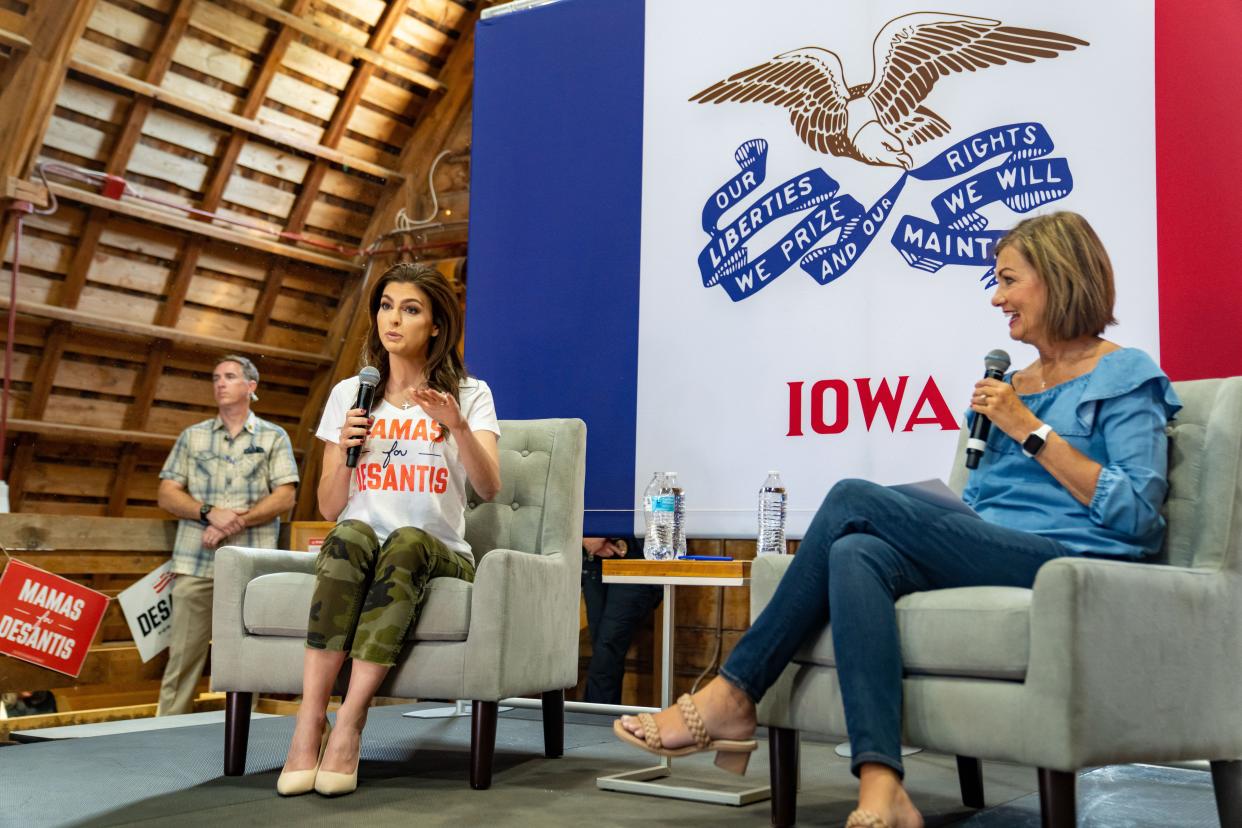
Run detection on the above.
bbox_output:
[595,559,771,806]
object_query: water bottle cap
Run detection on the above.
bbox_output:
[768,470,780,475]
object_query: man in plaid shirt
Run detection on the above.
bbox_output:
[155,355,299,716]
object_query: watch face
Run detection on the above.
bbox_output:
[1023,434,1045,455]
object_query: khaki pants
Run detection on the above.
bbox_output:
[156,574,213,716]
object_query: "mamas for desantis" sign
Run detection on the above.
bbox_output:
[0,559,109,677]
[117,562,176,663]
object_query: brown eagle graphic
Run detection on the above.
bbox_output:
[690,12,1088,169]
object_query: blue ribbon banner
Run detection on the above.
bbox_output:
[696,123,1074,301]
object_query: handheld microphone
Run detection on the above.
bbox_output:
[965,349,1011,470]
[346,366,382,469]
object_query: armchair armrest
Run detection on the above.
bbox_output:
[212,546,316,652]
[751,554,796,621]
[1026,556,1242,756]
[463,546,580,699]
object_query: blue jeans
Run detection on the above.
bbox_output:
[720,479,1073,778]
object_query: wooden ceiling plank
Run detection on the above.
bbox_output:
[227,0,443,94]
[50,183,360,272]
[2,418,177,449]
[0,297,333,365]
[198,0,310,233]
[69,59,404,182]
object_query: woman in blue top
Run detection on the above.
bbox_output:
[614,212,1181,828]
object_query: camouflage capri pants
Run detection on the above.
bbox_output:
[306,519,475,666]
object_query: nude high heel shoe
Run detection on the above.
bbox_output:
[314,728,361,796]
[276,720,331,796]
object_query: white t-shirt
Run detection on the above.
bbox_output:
[316,376,500,563]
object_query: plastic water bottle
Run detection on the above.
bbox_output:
[669,472,687,558]
[757,471,787,556]
[641,471,665,557]
[645,472,675,560]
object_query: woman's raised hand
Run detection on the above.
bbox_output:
[970,379,1040,442]
[407,386,464,431]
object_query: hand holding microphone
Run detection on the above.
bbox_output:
[344,367,381,469]
[965,349,1011,469]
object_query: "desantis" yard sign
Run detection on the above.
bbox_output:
[0,559,109,677]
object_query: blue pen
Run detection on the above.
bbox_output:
[676,555,734,561]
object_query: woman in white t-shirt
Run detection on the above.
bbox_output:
[277,263,501,797]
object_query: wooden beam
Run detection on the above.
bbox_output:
[57,209,107,307]
[105,449,141,516]
[0,9,27,37]
[1,419,178,449]
[69,59,404,182]
[0,514,176,551]
[5,436,36,512]
[0,0,99,262]
[226,0,444,93]
[0,642,164,693]
[2,176,48,206]
[145,0,198,85]
[22,321,69,419]
[50,184,361,272]
[0,0,98,182]
[0,27,31,52]
[0,297,335,365]
[243,266,286,342]
[7,551,170,575]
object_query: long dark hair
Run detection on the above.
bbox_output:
[360,262,467,404]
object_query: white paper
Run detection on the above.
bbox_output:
[888,479,978,518]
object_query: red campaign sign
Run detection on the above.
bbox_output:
[0,559,109,678]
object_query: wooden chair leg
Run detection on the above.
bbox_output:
[223,691,253,776]
[956,755,985,808]
[1037,767,1076,828]
[541,689,564,758]
[769,726,798,828]
[470,700,499,789]
[1211,759,1242,828]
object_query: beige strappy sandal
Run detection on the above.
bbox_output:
[612,693,758,775]
[844,809,891,828]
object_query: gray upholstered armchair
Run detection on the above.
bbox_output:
[752,377,1242,827]
[210,418,586,789]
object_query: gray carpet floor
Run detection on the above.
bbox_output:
[0,703,1222,827]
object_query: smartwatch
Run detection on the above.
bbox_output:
[1022,423,1054,458]
[199,503,213,525]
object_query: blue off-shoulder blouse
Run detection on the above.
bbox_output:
[962,348,1182,558]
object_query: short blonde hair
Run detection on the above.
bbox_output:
[995,211,1116,342]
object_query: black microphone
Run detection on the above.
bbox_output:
[346,366,382,469]
[965,349,1012,470]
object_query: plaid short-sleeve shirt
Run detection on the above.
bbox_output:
[159,412,300,578]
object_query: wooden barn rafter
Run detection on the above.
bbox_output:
[0,0,480,530]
